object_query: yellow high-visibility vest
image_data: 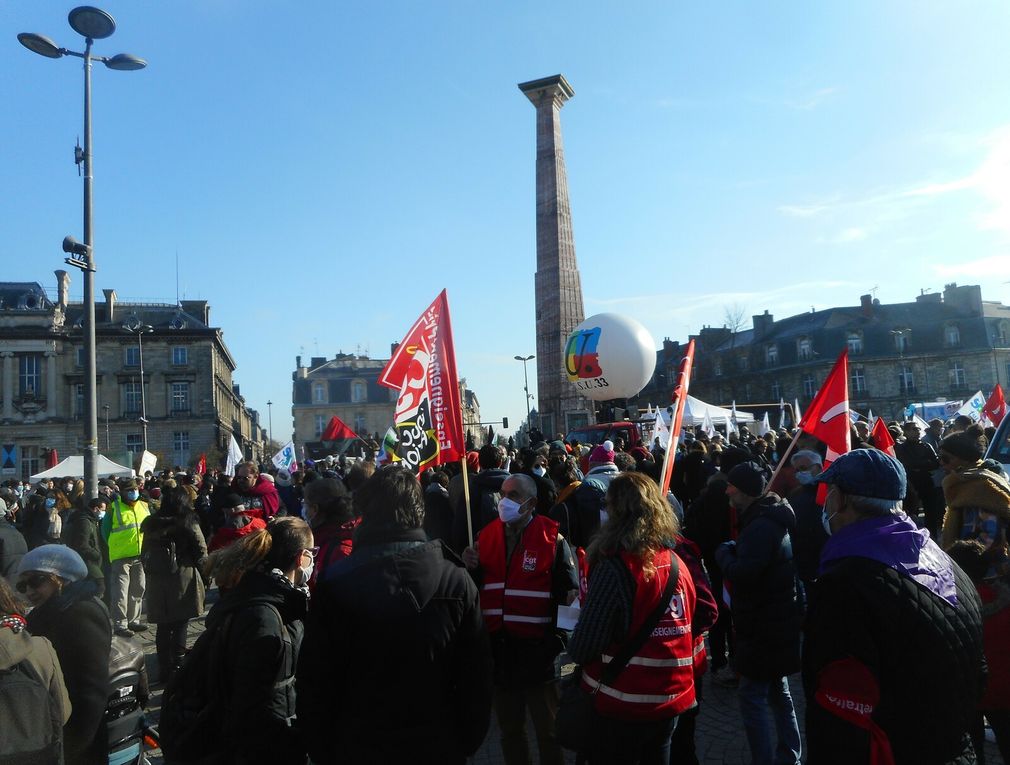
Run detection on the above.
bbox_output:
[108,498,150,562]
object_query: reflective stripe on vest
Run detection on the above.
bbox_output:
[477,515,559,639]
[108,499,149,562]
[581,549,698,721]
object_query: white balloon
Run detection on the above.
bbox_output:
[564,313,656,400]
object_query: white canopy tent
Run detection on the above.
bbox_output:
[645,396,756,427]
[30,455,135,482]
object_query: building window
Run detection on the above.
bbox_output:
[847,332,863,355]
[713,359,722,377]
[76,347,85,367]
[771,381,782,401]
[125,434,143,455]
[124,347,140,367]
[73,383,85,417]
[352,381,367,403]
[945,324,961,347]
[18,354,41,398]
[354,414,368,435]
[949,362,967,389]
[894,331,910,353]
[765,344,779,365]
[850,367,866,394]
[173,431,190,465]
[797,337,813,361]
[312,382,327,404]
[314,414,326,437]
[803,374,816,397]
[899,366,916,393]
[171,382,190,412]
[123,382,142,415]
[20,446,39,482]
[738,355,749,372]
[172,347,188,365]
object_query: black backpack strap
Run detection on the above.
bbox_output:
[599,551,680,686]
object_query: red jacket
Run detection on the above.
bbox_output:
[581,548,697,721]
[676,536,719,678]
[979,580,1010,709]
[209,515,266,552]
[478,515,558,640]
[238,476,281,519]
[309,517,359,591]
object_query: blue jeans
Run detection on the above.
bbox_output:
[738,675,801,765]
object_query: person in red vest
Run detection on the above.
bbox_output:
[566,471,699,763]
[462,473,578,765]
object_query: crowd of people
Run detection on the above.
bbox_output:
[0,413,1007,764]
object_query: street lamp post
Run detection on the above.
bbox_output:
[124,322,153,451]
[514,354,535,427]
[19,7,146,499]
[102,404,110,453]
[267,400,273,447]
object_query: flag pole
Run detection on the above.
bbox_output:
[764,427,802,496]
[460,456,474,547]
[660,339,696,496]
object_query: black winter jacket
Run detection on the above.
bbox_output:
[715,493,802,680]
[26,579,112,765]
[452,468,509,553]
[297,527,493,764]
[0,516,27,579]
[803,556,985,764]
[64,509,104,583]
[205,569,308,765]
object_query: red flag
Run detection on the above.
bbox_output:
[196,454,207,475]
[870,417,896,457]
[660,339,696,496]
[984,384,1007,426]
[799,349,851,503]
[378,290,465,473]
[321,415,359,441]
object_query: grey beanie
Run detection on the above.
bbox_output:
[17,544,88,583]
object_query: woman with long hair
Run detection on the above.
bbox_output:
[140,486,208,683]
[0,576,71,763]
[202,516,313,765]
[566,472,698,764]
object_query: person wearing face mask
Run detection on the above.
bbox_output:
[300,476,355,590]
[804,449,986,765]
[202,517,312,765]
[64,497,108,597]
[23,487,60,549]
[462,473,579,765]
[297,466,493,764]
[452,444,511,554]
[101,478,151,638]
[787,450,828,599]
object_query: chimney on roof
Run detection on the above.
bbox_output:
[860,294,873,317]
[390,341,400,357]
[54,270,69,309]
[102,289,117,323]
[752,310,774,338]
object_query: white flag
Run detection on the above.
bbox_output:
[653,408,671,448]
[758,412,771,437]
[794,398,801,427]
[702,409,716,438]
[724,414,737,436]
[271,441,297,473]
[778,399,787,430]
[867,408,876,430]
[956,391,987,423]
[225,434,243,477]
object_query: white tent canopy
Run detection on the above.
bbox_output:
[645,396,756,428]
[30,455,135,482]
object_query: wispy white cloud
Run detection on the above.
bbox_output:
[931,255,1010,280]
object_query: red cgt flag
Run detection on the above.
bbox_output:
[799,349,851,503]
[321,415,359,442]
[871,417,896,457]
[378,290,465,473]
[984,384,1007,426]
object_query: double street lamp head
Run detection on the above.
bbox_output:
[18,6,147,70]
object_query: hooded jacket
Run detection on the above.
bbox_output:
[715,493,802,680]
[941,465,1010,549]
[236,476,281,520]
[0,618,71,760]
[140,510,208,623]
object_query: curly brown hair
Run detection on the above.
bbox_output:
[587,471,679,581]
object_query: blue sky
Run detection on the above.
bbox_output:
[5,1,1010,443]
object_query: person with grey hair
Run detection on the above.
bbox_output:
[297,465,493,763]
[788,449,827,590]
[0,496,26,581]
[804,449,986,764]
[462,473,579,765]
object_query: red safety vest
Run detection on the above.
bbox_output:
[478,515,558,640]
[582,549,697,721]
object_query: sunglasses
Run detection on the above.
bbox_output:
[16,573,53,593]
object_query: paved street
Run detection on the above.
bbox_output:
[134,596,1004,764]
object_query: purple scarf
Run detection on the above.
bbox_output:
[819,513,958,606]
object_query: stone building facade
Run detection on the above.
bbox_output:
[0,273,265,480]
[637,284,1010,423]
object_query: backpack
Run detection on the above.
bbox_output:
[141,534,179,576]
[0,657,64,765]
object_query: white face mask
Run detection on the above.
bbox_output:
[298,559,314,586]
[532,466,546,478]
[96,510,106,521]
[795,471,816,486]
[497,497,524,524]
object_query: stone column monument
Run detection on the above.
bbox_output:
[518,74,593,438]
